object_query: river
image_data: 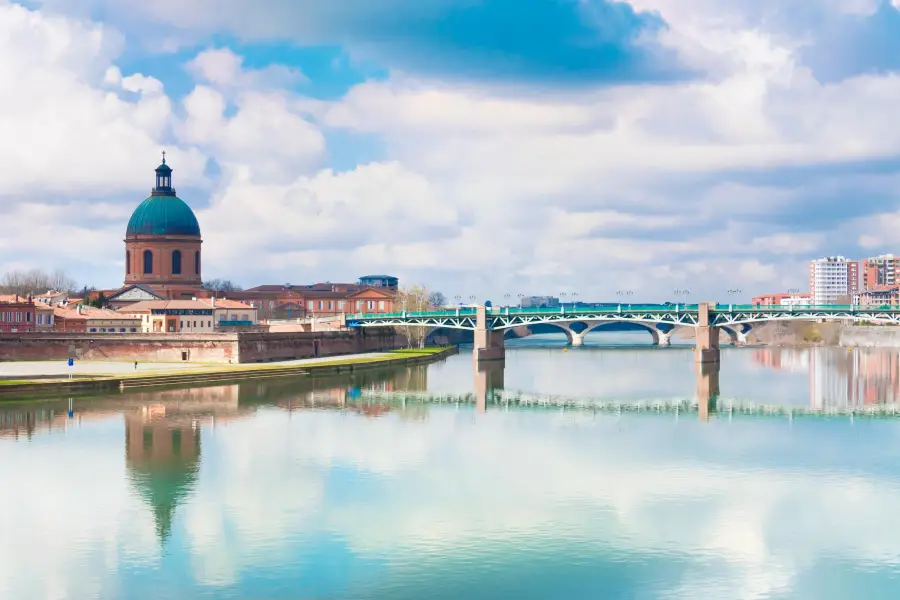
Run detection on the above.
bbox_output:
[3,334,900,599]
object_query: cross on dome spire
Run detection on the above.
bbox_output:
[161,150,166,165]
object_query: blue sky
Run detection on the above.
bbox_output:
[2,0,900,300]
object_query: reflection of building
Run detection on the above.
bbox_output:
[752,346,900,407]
[752,348,810,372]
[809,348,858,408]
[125,413,200,541]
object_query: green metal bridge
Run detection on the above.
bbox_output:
[346,304,900,331]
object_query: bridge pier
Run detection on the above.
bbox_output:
[474,359,505,414]
[656,331,672,347]
[695,302,720,363]
[569,332,585,347]
[696,361,720,422]
[474,305,505,362]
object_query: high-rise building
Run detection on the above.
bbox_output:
[808,256,858,305]
[860,254,900,290]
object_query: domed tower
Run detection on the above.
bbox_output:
[125,154,203,299]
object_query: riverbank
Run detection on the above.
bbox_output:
[0,346,458,400]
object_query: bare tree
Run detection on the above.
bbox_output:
[0,268,78,297]
[428,291,447,307]
[395,284,435,348]
[204,278,243,293]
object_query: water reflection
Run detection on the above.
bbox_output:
[4,349,900,598]
[753,347,900,408]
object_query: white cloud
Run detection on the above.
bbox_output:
[186,47,306,91]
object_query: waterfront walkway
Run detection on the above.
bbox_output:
[0,352,394,377]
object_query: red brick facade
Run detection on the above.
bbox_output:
[125,235,203,300]
[0,301,36,333]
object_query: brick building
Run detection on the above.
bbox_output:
[751,292,810,307]
[123,155,205,300]
[0,296,36,333]
[229,281,396,320]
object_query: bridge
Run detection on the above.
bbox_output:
[347,303,900,363]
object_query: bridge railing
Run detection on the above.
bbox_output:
[346,303,900,321]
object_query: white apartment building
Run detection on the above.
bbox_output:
[808,256,858,305]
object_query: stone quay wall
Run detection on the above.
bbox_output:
[0,328,405,364]
[839,325,900,348]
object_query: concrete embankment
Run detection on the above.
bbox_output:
[838,326,900,348]
[0,346,458,400]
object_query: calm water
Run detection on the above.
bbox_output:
[4,335,900,599]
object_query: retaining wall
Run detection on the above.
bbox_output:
[839,326,900,348]
[0,328,405,364]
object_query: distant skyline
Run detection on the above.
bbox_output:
[2,1,900,299]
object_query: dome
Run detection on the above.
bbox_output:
[126,195,201,237]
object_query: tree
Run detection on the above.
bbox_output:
[204,278,243,293]
[0,268,78,297]
[428,291,447,307]
[395,284,435,348]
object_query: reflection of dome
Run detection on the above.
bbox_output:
[128,458,199,541]
[126,196,201,237]
[126,422,201,542]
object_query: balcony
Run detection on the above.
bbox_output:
[217,320,254,327]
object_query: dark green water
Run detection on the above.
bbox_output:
[3,338,900,599]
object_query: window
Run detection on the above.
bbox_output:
[130,328,137,332]
[195,251,200,275]
[172,250,182,275]
[338,300,344,311]
[307,300,314,310]
[356,300,362,310]
[99,328,106,333]
[180,320,183,328]
[126,250,131,275]
[90,328,97,332]
[318,301,324,310]
[37,314,42,325]
[378,300,385,310]
[143,250,153,274]
[25,313,31,322]
[208,321,211,327]
[242,314,248,321]
[367,301,375,310]
[15,312,22,322]
[193,321,196,328]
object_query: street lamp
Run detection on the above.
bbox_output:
[504,293,511,307]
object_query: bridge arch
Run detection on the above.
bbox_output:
[581,321,665,345]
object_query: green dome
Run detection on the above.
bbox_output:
[126,195,201,237]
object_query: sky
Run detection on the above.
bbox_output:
[2,0,900,301]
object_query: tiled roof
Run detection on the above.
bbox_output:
[120,300,214,313]
[207,299,254,309]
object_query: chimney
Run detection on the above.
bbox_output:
[211,296,216,308]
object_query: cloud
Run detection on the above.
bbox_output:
[37,0,687,85]
[186,47,306,91]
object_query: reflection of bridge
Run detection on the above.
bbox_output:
[349,304,900,363]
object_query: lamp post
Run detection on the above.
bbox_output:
[504,293,511,307]
[673,289,690,308]
[285,283,292,320]
[727,288,742,303]
[454,295,462,307]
